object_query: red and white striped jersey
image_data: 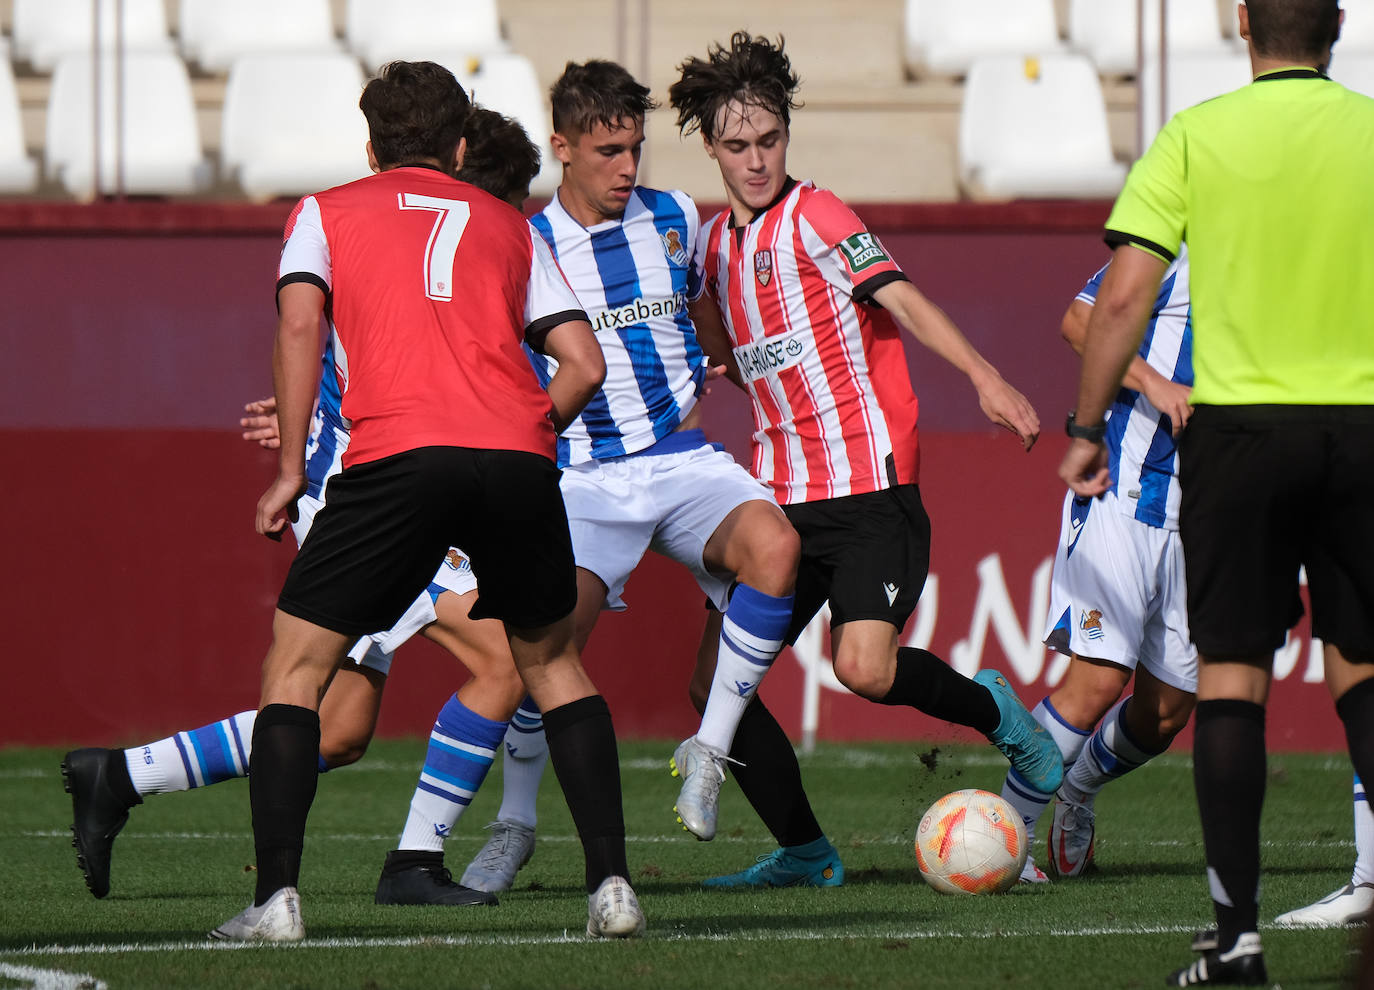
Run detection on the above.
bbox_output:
[694,179,920,505]
[278,165,586,468]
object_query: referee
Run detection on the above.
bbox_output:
[1057,1,1374,985]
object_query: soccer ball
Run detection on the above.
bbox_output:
[914,788,1027,895]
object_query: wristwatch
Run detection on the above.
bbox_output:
[1065,410,1106,443]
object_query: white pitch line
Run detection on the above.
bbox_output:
[0,962,109,989]
[1,921,1223,960]
[16,829,1354,851]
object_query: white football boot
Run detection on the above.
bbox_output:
[586,875,645,939]
[210,886,305,942]
[1275,882,1374,927]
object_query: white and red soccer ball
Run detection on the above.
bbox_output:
[914,788,1027,895]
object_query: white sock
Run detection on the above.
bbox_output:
[496,699,546,828]
[1063,696,1159,804]
[1001,697,1088,842]
[696,585,792,754]
[1354,775,1374,886]
[123,711,256,796]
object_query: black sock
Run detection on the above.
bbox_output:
[105,749,142,808]
[728,697,825,848]
[1193,699,1266,952]
[543,695,628,893]
[879,648,1000,734]
[1338,678,1374,802]
[249,704,320,906]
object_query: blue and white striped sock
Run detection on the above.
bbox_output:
[696,584,793,754]
[1063,696,1158,803]
[1001,697,1088,841]
[123,711,256,796]
[398,694,506,853]
[497,696,546,829]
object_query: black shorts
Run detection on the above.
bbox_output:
[1179,405,1374,662]
[278,446,577,635]
[781,484,930,644]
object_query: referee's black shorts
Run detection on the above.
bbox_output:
[781,483,930,644]
[1179,404,1374,662]
[278,446,577,636]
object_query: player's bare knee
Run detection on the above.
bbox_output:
[735,517,799,594]
[832,652,888,700]
[318,734,369,769]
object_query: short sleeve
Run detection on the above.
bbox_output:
[277,195,331,297]
[523,224,589,353]
[674,190,705,301]
[1104,116,1188,263]
[796,189,907,301]
[1076,262,1112,305]
[690,213,722,303]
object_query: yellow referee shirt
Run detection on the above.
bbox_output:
[1105,69,1374,406]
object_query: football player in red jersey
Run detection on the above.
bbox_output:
[668,34,1059,887]
[206,62,645,942]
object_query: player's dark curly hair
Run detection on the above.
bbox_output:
[457,106,541,206]
[668,32,801,142]
[550,60,657,136]
[1245,0,1341,62]
[360,61,471,170]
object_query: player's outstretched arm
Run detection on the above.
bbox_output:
[542,318,606,434]
[1061,297,1192,437]
[871,278,1039,451]
[257,283,322,539]
[241,395,281,449]
[688,296,745,390]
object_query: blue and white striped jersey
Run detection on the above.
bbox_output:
[303,332,348,499]
[527,187,706,467]
[1078,246,1193,530]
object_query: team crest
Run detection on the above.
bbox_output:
[754,249,773,287]
[661,228,689,267]
[1079,608,1105,642]
[444,549,470,572]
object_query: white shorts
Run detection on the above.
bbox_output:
[291,493,478,675]
[560,443,776,612]
[1042,489,1197,693]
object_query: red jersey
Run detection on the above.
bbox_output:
[694,179,920,505]
[279,165,586,467]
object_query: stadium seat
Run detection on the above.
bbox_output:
[12,0,171,72]
[1332,54,1374,98]
[179,0,340,72]
[347,0,507,72]
[1337,0,1374,53]
[1070,0,1230,76]
[221,53,370,201]
[1137,52,1253,141]
[44,51,209,200]
[958,54,1126,199]
[904,0,1064,78]
[0,54,38,192]
[438,52,557,196]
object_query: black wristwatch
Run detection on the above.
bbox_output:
[1065,411,1106,443]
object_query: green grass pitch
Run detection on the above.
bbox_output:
[0,739,1363,989]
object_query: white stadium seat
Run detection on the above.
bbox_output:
[44,51,209,199]
[179,0,339,72]
[1337,0,1374,53]
[347,0,507,72]
[1070,0,1230,76]
[1137,52,1253,142]
[12,0,170,72]
[904,0,1064,78]
[958,54,1126,199]
[439,52,557,196]
[221,53,370,202]
[0,54,38,192]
